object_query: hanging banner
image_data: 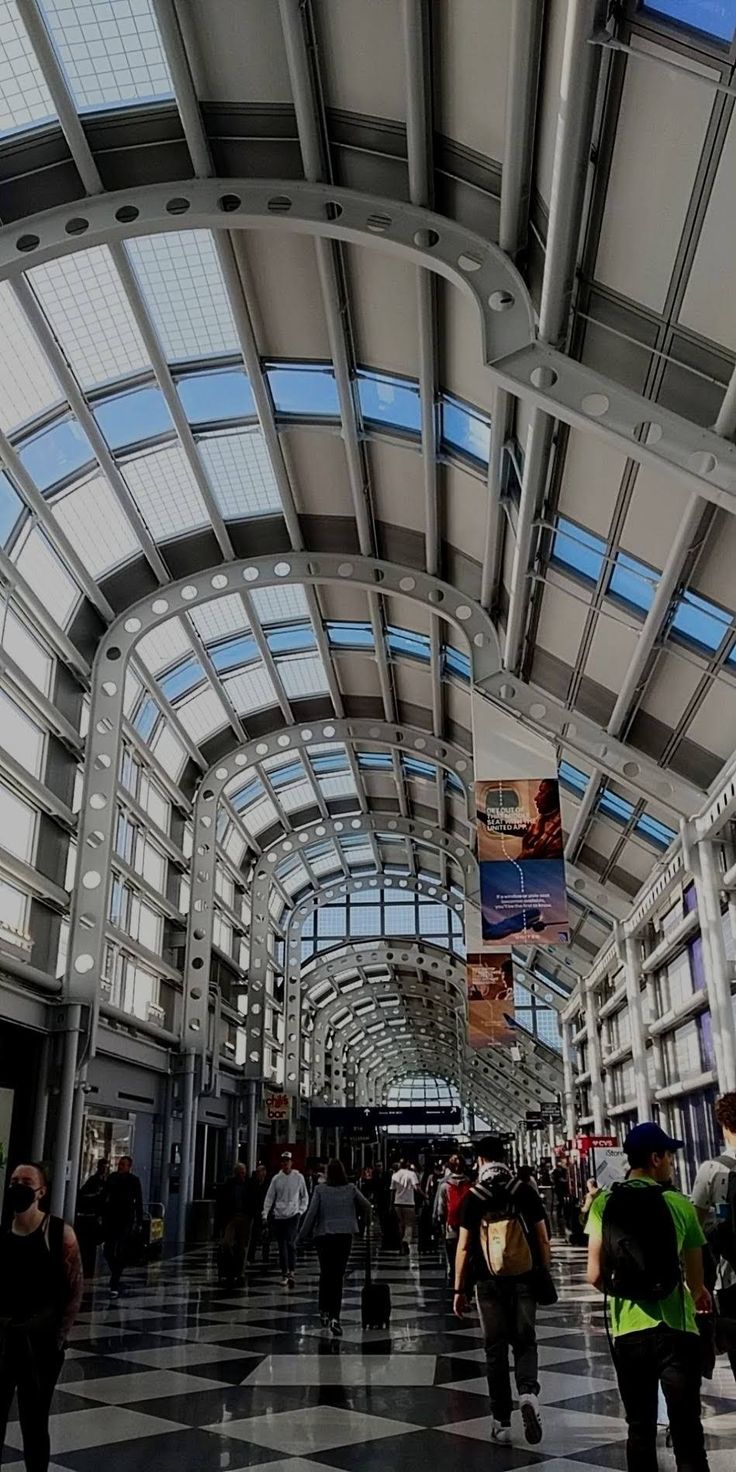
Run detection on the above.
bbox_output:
[467,950,515,1048]
[477,776,569,946]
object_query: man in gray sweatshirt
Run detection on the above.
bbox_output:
[263,1152,309,1286]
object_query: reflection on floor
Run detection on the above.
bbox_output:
[11,1237,736,1470]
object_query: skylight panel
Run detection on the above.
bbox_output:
[250,583,309,625]
[41,0,173,112]
[609,550,658,613]
[178,368,255,424]
[440,393,491,464]
[242,795,279,834]
[443,644,471,681]
[223,666,277,714]
[176,686,229,743]
[357,370,422,434]
[28,248,149,388]
[0,1,56,135]
[150,724,186,781]
[0,471,23,547]
[19,417,92,491]
[137,617,193,674]
[598,788,635,824]
[210,632,259,673]
[671,587,732,653]
[552,516,606,583]
[642,1,736,42]
[636,812,676,849]
[280,780,317,813]
[0,283,64,432]
[267,363,340,418]
[126,231,239,361]
[277,653,329,698]
[386,626,430,662]
[94,385,171,450]
[51,474,140,577]
[13,526,79,625]
[122,444,210,540]
[327,621,374,650]
[267,623,316,656]
[159,657,205,703]
[189,594,249,644]
[283,862,309,896]
[198,430,281,519]
[312,851,341,876]
[320,773,358,800]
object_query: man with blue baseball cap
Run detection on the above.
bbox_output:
[586,1122,711,1472]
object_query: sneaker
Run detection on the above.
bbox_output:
[330,1319,343,1338]
[287,1274,295,1288]
[281,1276,289,1288]
[491,1421,512,1444]
[519,1394,543,1445]
[108,1289,119,1300]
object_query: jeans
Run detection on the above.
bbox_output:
[273,1215,300,1274]
[0,1333,64,1472]
[315,1234,352,1320]
[223,1214,251,1276]
[104,1234,132,1291]
[396,1205,415,1244]
[445,1235,458,1283]
[613,1325,709,1472]
[475,1277,539,1425]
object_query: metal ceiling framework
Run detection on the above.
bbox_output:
[1,0,735,1211]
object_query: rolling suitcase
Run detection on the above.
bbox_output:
[361,1214,391,1330]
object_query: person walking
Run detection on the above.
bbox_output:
[453,1135,549,1447]
[434,1154,471,1283]
[692,1091,736,1382]
[75,1157,108,1276]
[0,1163,83,1471]
[216,1162,253,1285]
[101,1156,143,1300]
[297,1159,370,1335]
[586,1122,711,1472]
[390,1159,422,1253]
[262,1152,308,1287]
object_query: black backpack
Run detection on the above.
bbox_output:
[601,1182,682,1301]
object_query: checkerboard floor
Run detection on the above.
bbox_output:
[6,1235,736,1470]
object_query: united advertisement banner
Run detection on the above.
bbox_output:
[477,776,570,947]
[466,950,515,1048]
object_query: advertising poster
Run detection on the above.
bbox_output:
[476,777,570,946]
[466,951,515,1048]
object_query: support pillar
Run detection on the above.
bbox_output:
[622,933,653,1121]
[31,1033,51,1161]
[64,1066,86,1221]
[160,1073,173,1215]
[696,838,736,1091]
[50,1005,81,1218]
[585,991,606,1134]
[315,1126,323,1160]
[245,1079,258,1173]
[561,1020,577,1141]
[177,1052,195,1242]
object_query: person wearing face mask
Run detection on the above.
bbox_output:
[0,1163,83,1472]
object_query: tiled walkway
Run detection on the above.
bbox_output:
[11,1237,736,1470]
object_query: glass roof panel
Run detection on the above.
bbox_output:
[94,385,172,450]
[642,1,736,41]
[0,471,23,546]
[268,363,340,418]
[51,473,140,576]
[160,658,205,702]
[210,632,259,672]
[189,594,249,643]
[320,773,358,799]
[440,393,491,464]
[177,368,255,424]
[223,666,277,713]
[150,723,186,780]
[28,248,150,388]
[198,430,281,519]
[13,526,80,625]
[122,444,209,540]
[0,283,64,432]
[242,795,279,834]
[41,0,173,111]
[126,231,239,361]
[0,1,56,136]
[609,550,658,613]
[671,587,731,653]
[357,369,421,433]
[176,686,229,743]
[278,653,329,698]
[250,583,309,625]
[19,417,92,491]
[137,617,193,674]
[280,780,317,813]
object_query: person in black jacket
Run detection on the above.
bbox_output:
[102,1156,143,1300]
[216,1163,254,1283]
[0,1162,83,1471]
[247,1163,271,1266]
[75,1158,109,1275]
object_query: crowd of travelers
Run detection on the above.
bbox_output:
[3,1092,736,1468]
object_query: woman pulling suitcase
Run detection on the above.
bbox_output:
[297,1160,370,1336]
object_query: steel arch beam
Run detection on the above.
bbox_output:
[1,180,734,510]
[361,1052,517,1125]
[309,978,465,1098]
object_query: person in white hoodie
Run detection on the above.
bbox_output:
[262,1152,309,1287]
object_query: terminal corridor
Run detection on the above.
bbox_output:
[12,1241,735,1472]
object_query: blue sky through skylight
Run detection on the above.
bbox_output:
[357,370,421,433]
[94,385,172,450]
[177,369,255,423]
[643,1,736,41]
[20,418,92,491]
[441,395,491,464]
[670,588,732,653]
[267,364,340,417]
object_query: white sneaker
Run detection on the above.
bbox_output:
[519,1393,543,1445]
[491,1421,512,1444]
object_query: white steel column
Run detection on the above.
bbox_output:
[562,1019,577,1140]
[622,933,653,1121]
[585,991,606,1134]
[696,839,736,1090]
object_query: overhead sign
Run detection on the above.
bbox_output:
[310,1106,462,1127]
[467,947,515,1048]
[477,777,569,948]
[265,1093,290,1121]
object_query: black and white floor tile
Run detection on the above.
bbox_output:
[5,1234,736,1469]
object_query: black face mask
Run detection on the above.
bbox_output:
[8,1183,37,1215]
